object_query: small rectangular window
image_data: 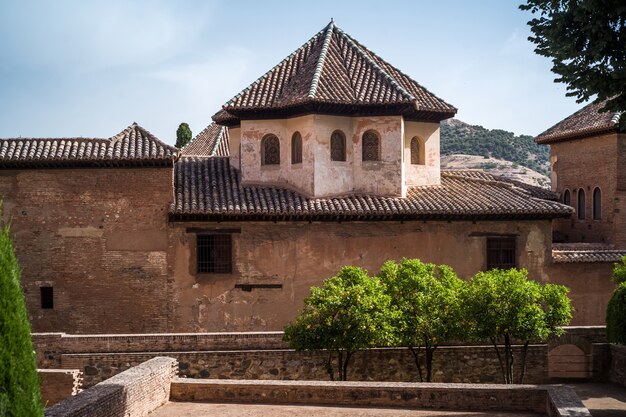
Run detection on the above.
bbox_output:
[486,237,516,270]
[40,287,53,309]
[197,234,232,274]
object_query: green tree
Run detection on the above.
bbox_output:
[0,217,44,416]
[378,259,466,382]
[520,1,626,126]
[606,282,626,344]
[466,268,572,384]
[612,256,626,284]
[175,122,192,148]
[283,266,395,381]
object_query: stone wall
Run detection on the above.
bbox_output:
[39,369,82,406]
[58,345,547,388]
[44,357,177,417]
[610,344,626,386]
[0,167,173,334]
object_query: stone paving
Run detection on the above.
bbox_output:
[148,403,544,417]
[569,383,626,417]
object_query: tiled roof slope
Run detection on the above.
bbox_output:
[443,170,556,201]
[536,100,622,144]
[213,21,456,126]
[0,123,178,168]
[170,157,572,221]
[181,123,229,157]
[552,243,626,263]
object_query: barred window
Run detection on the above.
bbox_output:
[410,137,422,165]
[362,130,380,161]
[330,130,346,161]
[593,187,601,220]
[40,287,53,309]
[197,234,232,274]
[261,134,280,165]
[291,132,302,164]
[486,237,516,270]
[578,188,586,220]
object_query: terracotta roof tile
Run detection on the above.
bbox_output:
[552,243,626,263]
[213,21,456,126]
[170,157,572,221]
[536,101,621,144]
[0,123,177,168]
[181,123,229,157]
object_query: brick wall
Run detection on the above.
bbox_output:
[610,344,626,386]
[44,357,177,417]
[39,369,82,406]
[58,345,548,388]
[0,167,173,334]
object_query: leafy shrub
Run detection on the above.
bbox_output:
[606,282,626,344]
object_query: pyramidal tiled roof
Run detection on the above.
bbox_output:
[0,123,178,168]
[170,157,571,221]
[181,123,229,157]
[213,21,456,126]
[536,100,622,144]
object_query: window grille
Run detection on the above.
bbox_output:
[593,187,601,220]
[41,287,53,309]
[362,130,380,161]
[330,130,346,161]
[410,137,420,165]
[486,237,516,270]
[261,134,280,165]
[197,234,232,273]
[291,132,302,164]
[578,189,586,220]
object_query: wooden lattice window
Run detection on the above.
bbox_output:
[410,137,422,165]
[197,234,232,274]
[291,132,302,164]
[330,130,346,161]
[40,287,53,309]
[261,134,280,165]
[562,189,571,206]
[362,130,380,161]
[578,189,586,220]
[486,237,516,270]
[593,187,601,220]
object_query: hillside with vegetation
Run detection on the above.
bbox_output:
[440,119,550,183]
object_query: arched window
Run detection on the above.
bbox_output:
[593,187,601,220]
[562,189,571,206]
[330,130,346,161]
[577,188,586,220]
[261,134,280,165]
[410,137,423,165]
[362,130,380,161]
[291,132,302,164]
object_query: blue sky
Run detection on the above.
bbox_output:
[0,0,583,144]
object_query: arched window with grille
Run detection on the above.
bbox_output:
[577,188,586,220]
[330,130,346,161]
[362,130,380,161]
[593,187,601,220]
[410,137,423,165]
[261,134,280,165]
[291,132,302,164]
[562,189,571,206]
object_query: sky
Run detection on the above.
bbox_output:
[0,0,584,144]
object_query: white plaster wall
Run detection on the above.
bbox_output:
[404,121,441,187]
[311,115,354,196]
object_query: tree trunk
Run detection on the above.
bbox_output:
[504,333,514,384]
[425,344,437,382]
[409,346,424,382]
[337,350,343,381]
[519,340,530,384]
[326,351,335,381]
[490,337,507,384]
[342,351,352,381]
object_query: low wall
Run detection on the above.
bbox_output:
[44,357,177,417]
[170,379,590,417]
[610,344,626,386]
[60,345,547,388]
[39,369,82,406]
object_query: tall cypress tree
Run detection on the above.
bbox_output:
[176,123,192,149]
[0,217,43,416]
